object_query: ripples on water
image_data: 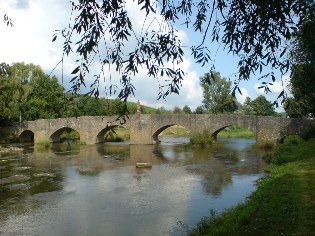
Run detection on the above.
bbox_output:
[0,138,267,236]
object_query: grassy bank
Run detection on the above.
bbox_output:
[190,137,315,235]
[217,126,255,139]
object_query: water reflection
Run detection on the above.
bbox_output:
[0,138,267,235]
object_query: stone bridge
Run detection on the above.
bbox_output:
[1,114,314,145]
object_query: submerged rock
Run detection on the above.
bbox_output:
[7,183,30,191]
[0,175,31,185]
[14,166,32,171]
[33,173,56,178]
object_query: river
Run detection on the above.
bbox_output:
[0,137,267,236]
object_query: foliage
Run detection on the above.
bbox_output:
[191,139,315,235]
[286,4,315,118]
[35,140,50,150]
[263,136,315,165]
[194,106,205,114]
[0,62,170,124]
[155,106,169,114]
[53,1,312,115]
[183,105,192,114]
[200,72,238,114]
[190,130,214,147]
[283,135,304,145]
[60,130,80,142]
[237,96,276,116]
[173,106,182,114]
[160,125,190,137]
[104,128,130,142]
[250,95,276,116]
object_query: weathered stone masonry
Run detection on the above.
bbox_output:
[1,114,314,145]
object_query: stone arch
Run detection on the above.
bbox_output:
[49,127,80,143]
[211,125,256,140]
[96,125,127,143]
[152,123,191,143]
[19,130,34,143]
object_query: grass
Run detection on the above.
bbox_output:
[217,126,255,139]
[190,137,315,235]
[160,125,190,137]
[104,127,130,142]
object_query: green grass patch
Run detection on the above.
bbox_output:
[60,130,80,142]
[217,126,255,139]
[160,125,190,137]
[104,127,130,142]
[190,138,315,235]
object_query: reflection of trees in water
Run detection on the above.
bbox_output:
[174,141,266,196]
[0,151,64,221]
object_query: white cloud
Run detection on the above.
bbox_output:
[0,0,70,71]
[0,1,202,111]
[253,83,265,96]
[236,87,249,104]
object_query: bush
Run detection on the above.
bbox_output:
[36,140,50,151]
[60,130,80,142]
[283,135,304,145]
[190,130,214,147]
[263,137,315,165]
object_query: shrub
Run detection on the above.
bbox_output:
[283,135,304,145]
[60,130,80,142]
[190,130,214,147]
[36,140,50,150]
[263,137,315,165]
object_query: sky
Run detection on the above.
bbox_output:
[0,0,290,111]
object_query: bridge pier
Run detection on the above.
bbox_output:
[130,114,156,144]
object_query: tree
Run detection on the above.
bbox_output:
[22,74,65,120]
[173,106,182,114]
[285,4,315,118]
[53,0,311,114]
[200,72,238,114]
[250,95,276,116]
[236,97,255,115]
[183,105,192,114]
[194,106,205,114]
[0,63,67,122]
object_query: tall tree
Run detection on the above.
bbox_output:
[285,4,315,118]
[21,74,65,120]
[183,105,192,114]
[201,72,237,114]
[250,95,276,116]
[53,0,311,113]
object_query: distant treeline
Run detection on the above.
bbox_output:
[0,62,170,126]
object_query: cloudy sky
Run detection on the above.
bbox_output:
[0,0,290,111]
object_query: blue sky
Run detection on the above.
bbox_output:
[0,0,290,111]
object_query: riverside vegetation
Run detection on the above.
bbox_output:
[190,133,315,235]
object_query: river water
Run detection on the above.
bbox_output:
[0,137,266,236]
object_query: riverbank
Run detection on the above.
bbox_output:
[190,137,315,235]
